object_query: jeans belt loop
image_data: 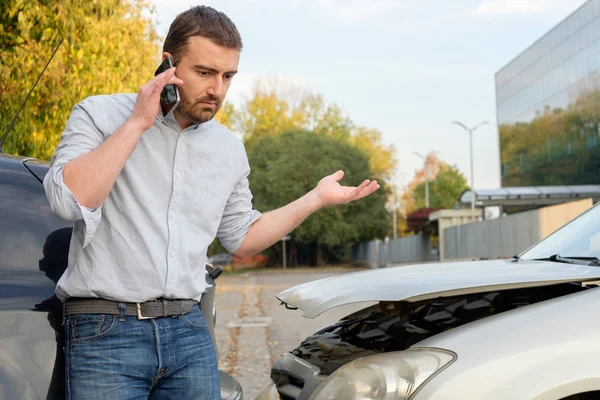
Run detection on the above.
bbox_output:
[118,302,126,322]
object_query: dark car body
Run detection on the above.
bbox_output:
[0,153,243,399]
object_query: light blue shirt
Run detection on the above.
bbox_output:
[43,94,261,302]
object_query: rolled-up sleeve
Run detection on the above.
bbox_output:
[217,166,261,254]
[43,103,105,247]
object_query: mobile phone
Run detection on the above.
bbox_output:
[154,55,180,117]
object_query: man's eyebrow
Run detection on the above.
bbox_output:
[194,64,238,75]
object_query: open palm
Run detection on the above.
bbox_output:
[314,170,380,207]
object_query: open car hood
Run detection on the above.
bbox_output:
[276,259,600,318]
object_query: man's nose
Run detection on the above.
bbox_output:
[206,77,224,97]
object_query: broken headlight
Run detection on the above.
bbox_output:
[308,348,455,400]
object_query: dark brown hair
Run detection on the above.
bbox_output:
[163,6,243,64]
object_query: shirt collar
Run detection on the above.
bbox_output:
[158,110,210,132]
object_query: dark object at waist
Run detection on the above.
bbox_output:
[64,298,198,320]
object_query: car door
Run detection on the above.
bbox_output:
[0,156,72,400]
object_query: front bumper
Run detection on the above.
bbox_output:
[256,353,326,400]
[220,370,243,400]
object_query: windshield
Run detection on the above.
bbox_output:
[520,202,600,260]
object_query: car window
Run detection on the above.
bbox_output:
[0,158,72,310]
[520,202,600,260]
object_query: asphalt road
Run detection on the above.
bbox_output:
[213,266,371,399]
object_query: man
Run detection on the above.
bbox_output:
[44,5,379,399]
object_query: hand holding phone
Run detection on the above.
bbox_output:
[128,60,183,132]
[154,55,181,117]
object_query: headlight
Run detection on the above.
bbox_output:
[308,348,455,400]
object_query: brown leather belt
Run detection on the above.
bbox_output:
[64,298,198,320]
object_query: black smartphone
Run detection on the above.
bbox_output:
[154,55,180,117]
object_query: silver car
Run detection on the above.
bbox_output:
[259,201,600,400]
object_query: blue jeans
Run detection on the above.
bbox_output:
[64,304,220,399]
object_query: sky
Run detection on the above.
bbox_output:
[150,0,587,190]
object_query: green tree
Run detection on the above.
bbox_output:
[412,164,468,210]
[247,130,389,265]
[1,0,160,159]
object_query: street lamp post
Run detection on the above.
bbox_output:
[392,191,397,239]
[390,175,404,240]
[451,120,488,219]
[412,151,438,208]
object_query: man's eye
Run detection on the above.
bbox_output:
[198,71,208,76]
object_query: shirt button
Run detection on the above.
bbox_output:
[170,252,176,258]
[176,171,181,178]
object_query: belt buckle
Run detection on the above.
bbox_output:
[136,303,153,320]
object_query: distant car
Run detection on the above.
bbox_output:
[259,201,600,400]
[210,253,233,266]
[0,153,243,400]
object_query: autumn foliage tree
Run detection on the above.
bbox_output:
[217,78,397,182]
[1,0,160,159]
[401,152,469,233]
[401,152,445,213]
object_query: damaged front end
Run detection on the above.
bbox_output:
[290,282,586,374]
[268,282,590,400]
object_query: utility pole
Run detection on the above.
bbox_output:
[412,151,438,208]
[451,121,488,219]
[392,191,397,239]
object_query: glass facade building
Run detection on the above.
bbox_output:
[496,0,600,186]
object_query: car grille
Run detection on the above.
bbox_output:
[270,353,325,400]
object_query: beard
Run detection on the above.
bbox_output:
[175,88,222,125]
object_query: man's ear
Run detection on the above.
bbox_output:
[161,51,175,63]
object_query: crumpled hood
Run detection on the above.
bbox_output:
[276,259,600,318]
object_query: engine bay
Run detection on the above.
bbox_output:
[290,282,590,375]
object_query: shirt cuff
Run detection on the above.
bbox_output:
[54,167,102,248]
[79,205,102,248]
[221,209,262,254]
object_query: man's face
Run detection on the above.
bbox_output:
[168,36,240,126]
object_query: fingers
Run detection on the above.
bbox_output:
[161,67,177,84]
[332,170,344,182]
[168,74,184,85]
[150,67,183,93]
[349,179,371,198]
[350,180,379,201]
[148,67,173,85]
[156,67,179,90]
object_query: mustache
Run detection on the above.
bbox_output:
[197,95,221,104]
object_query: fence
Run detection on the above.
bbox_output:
[351,234,437,267]
[443,198,593,261]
